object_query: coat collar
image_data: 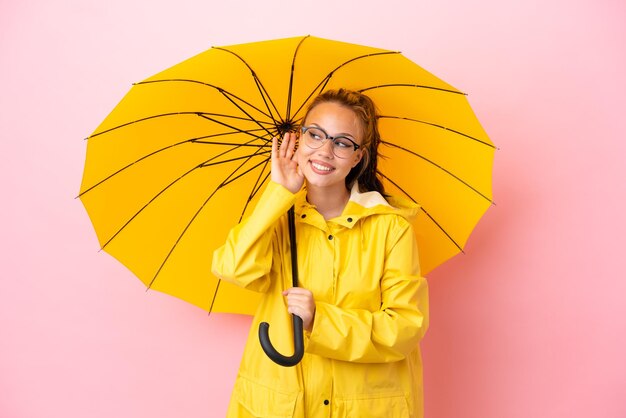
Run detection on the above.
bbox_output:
[294,183,420,230]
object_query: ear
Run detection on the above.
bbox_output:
[352,149,364,168]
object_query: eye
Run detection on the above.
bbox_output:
[306,128,324,140]
[334,137,353,148]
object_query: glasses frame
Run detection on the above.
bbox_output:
[300,125,360,159]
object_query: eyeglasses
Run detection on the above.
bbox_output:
[301,126,360,159]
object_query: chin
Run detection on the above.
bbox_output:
[304,174,345,190]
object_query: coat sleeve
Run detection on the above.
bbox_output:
[211,181,296,292]
[305,222,429,363]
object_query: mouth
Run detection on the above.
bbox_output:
[310,161,335,173]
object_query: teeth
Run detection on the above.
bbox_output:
[312,162,333,172]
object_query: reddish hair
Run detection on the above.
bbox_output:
[302,89,385,194]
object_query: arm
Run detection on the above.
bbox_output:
[211,134,303,292]
[306,223,429,363]
[211,181,295,292]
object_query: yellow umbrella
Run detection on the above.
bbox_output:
[79,35,494,315]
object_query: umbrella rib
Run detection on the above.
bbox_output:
[147,146,271,291]
[209,161,272,314]
[218,154,271,188]
[87,111,271,139]
[211,47,284,126]
[98,149,268,250]
[190,125,272,146]
[135,79,277,132]
[200,149,270,168]
[285,35,309,122]
[253,77,282,127]
[79,126,270,197]
[208,281,222,316]
[196,112,275,139]
[237,160,271,223]
[80,139,189,197]
[381,140,493,203]
[290,50,400,121]
[192,139,270,147]
[195,130,271,171]
[379,115,495,148]
[359,83,464,96]
[379,173,464,253]
[212,91,276,138]
[295,80,465,121]
[200,138,270,167]
[100,164,202,250]
[147,185,220,290]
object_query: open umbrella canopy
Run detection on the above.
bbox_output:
[79,35,494,315]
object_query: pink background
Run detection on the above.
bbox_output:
[1,0,625,417]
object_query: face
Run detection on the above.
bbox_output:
[297,102,364,192]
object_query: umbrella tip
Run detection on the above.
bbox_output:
[277,121,296,135]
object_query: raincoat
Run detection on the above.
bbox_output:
[212,181,429,418]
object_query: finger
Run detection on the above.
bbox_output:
[286,291,312,300]
[283,288,312,302]
[284,293,306,304]
[286,294,314,310]
[287,299,315,312]
[283,287,311,295]
[296,160,303,176]
[287,305,311,320]
[278,132,290,158]
[286,297,309,309]
[285,132,296,160]
[271,136,278,158]
[287,306,301,319]
[283,289,310,302]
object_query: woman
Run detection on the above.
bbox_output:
[212,89,429,418]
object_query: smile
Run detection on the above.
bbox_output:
[311,162,334,172]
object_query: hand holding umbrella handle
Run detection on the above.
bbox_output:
[258,206,304,367]
[258,315,304,367]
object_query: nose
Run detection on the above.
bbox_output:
[316,138,335,158]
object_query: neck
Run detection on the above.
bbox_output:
[306,182,351,220]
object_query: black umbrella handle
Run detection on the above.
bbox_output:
[258,315,304,367]
[258,206,304,367]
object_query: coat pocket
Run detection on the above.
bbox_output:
[231,376,298,418]
[335,392,411,418]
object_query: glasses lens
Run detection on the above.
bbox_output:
[302,127,358,159]
[332,137,356,159]
[303,127,327,149]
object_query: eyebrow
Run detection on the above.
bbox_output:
[308,123,356,139]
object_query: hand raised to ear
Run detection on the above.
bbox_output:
[271,132,304,194]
